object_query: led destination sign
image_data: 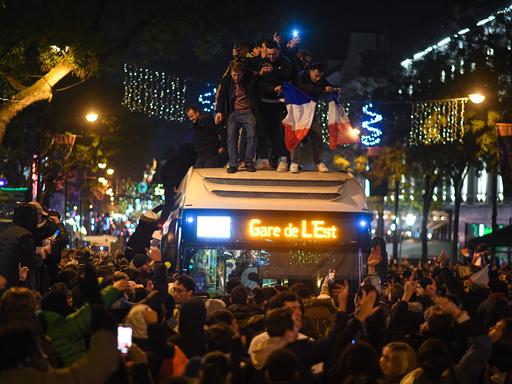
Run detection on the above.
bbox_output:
[248,218,338,240]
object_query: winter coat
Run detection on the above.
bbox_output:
[294,70,329,101]
[125,216,158,261]
[0,330,118,384]
[0,204,40,288]
[216,70,260,117]
[40,286,121,366]
[258,55,293,101]
[400,334,492,384]
[192,113,224,157]
[477,293,511,331]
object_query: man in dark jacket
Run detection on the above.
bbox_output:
[125,210,159,262]
[255,39,293,172]
[290,62,337,173]
[215,60,260,173]
[0,203,41,288]
[477,279,510,331]
[185,106,225,168]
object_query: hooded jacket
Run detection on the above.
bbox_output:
[40,286,120,366]
[0,330,118,384]
[0,204,40,287]
[191,113,224,157]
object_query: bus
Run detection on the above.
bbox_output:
[161,167,370,294]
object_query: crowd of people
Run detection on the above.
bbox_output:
[186,34,338,174]
[0,201,511,383]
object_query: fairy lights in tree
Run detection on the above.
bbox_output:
[198,86,217,112]
[408,99,467,145]
[122,64,188,122]
[361,103,383,146]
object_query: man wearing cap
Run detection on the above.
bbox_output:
[0,203,41,288]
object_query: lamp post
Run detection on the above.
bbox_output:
[63,111,100,241]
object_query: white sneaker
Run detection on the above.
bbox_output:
[317,162,329,173]
[276,160,288,172]
[255,158,272,170]
[290,162,299,173]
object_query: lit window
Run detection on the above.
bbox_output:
[498,174,504,201]
[477,169,488,202]
[462,176,468,202]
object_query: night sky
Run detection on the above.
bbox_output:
[50,0,510,178]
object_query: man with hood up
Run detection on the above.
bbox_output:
[0,203,41,288]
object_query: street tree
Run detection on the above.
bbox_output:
[439,110,499,262]
[0,0,262,143]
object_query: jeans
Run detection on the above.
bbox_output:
[290,120,323,164]
[227,111,257,167]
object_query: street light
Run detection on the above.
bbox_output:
[106,168,115,176]
[468,93,485,104]
[98,162,107,169]
[85,112,99,123]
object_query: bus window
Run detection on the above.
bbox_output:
[184,247,360,294]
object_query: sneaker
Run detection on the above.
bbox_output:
[246,162,256,172]
[255,158,272,170]
[238,161,246,171]
[277,160,288,172]
[289,162,300,173]
[317,162,330,173]
[227,165,238,174]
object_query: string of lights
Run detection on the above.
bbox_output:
[408,99,467,145]
[361,103,383,146]
[400,3,512,70]
[198,85,217,113]
[122,63,188,122]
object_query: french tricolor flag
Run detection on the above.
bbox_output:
[282,83,316,151]
[282,83,359,152]
[326,93,359,150]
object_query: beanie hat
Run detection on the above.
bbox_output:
[133,253,151,269]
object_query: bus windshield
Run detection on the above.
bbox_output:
[181,246,362,294]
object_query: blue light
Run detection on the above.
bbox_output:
[198,86,217,112]
[361,103,383,146]
[359,219,368,228]
[0,178,7,187]
[186,216,194,223]
[292,29,299,38]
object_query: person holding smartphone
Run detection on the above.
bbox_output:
[254,39,293,172]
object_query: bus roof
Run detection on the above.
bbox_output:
[175,167,368,213]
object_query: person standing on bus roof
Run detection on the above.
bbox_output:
[291,62,338,174]
[215,60,260,173]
